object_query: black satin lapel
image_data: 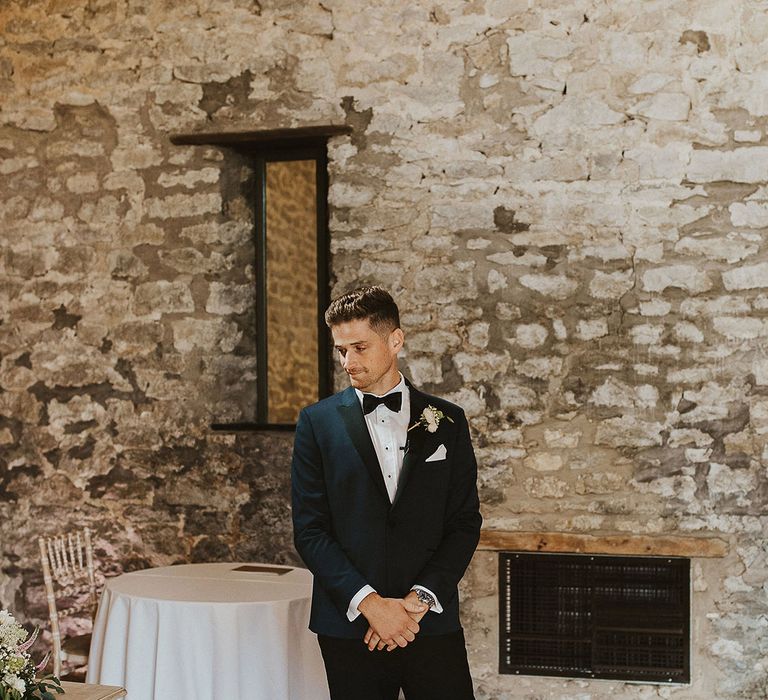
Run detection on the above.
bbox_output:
[338,400,390,503]
[392,386,429,508]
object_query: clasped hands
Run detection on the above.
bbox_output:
[358,590,429,652]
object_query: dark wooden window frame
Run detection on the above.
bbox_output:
[171,126,351,430]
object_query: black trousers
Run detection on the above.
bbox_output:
[318,630,475,700]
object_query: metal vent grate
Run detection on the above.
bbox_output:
[499,552,690,683]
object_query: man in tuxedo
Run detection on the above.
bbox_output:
[291,286,482,700]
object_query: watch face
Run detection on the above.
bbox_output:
[417,590,434,607]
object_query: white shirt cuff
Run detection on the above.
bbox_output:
[347,585,376,621]
[411,585,443,613]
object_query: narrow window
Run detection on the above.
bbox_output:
[256,148,326,425]
[171,127,348,429]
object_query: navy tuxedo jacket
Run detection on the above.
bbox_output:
[291,380,482,639]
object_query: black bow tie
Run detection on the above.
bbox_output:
[362,391,402,415]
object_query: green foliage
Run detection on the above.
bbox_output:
[0,612,62,700]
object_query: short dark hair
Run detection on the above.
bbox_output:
[324,286,400,333]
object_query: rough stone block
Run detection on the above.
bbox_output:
[442,386,487,417]
[675,235,758,263]
[524,452,563,472]
[532,97,624,138]
[639,299,672,316]
[729,201,768,227]
[110,321,165,355]
[487,269,508,293]
[0,156,39,175]
[206,282,252,315]
[524,475,568,498]
[588,269,634,299]
[591,377,658,409]
[628,72,673,94]
[733,129,761,142]
[722,262,768,290]
[633,92,691,121]
[687,147,768,183]
[29,196,65,222]
[108,250,149,279]
[405,355,442,385]
[511,323,548,348]
[467,321,490,348]
[712,316,764,340]
[680,295,752,316]
[486,251,547,267]
[519,273,578,299]
[575,472,626,495]
[407,329,461,354]
[171,318,242,353]
[580,242,633,262]
[576,319,609,340]
[539,427,579,449]
[157,168,220,189]
[66,172,99,194]
[667,367,714,385]
[134,280,195,316]
[496,382,537,409]
[453,351,510,382]
[412,264,477,302]
[669,428,714,447]
[673,321,705,343]
[749,398,768,434]
[630,324,664,345]
[153,82,204,105]
[707,462,756,500]
[595,416,664,448]
[159,248,228,275]
[76,195,122,228]
[506,34,575,77]
[751,358,768,385]
[642,265,713,293]
[516,356,563,380]
[145,193,222,219]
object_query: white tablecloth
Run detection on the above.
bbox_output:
[86,563,329,700]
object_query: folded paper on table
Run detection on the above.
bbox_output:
[232,565,292,575]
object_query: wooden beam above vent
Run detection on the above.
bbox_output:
[478,530,728,558]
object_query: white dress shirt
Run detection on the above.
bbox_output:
[360,373,411,503]
[346,373,443,621]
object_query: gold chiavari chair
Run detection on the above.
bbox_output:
[38,528,98,678]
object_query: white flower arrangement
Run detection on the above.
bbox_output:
[0,610,62,700]
[408,405,454,434]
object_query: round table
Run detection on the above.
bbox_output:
[86,563,329,700]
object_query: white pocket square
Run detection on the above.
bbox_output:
[425,444,447,462]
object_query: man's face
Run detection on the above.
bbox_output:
[331,318,404,395]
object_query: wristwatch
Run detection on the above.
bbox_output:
[414,588,435,609]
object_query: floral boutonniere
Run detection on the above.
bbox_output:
[409,405,454,433]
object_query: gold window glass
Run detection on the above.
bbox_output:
[264,159,319,424]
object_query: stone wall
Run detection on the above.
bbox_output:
[1,1,766,697]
